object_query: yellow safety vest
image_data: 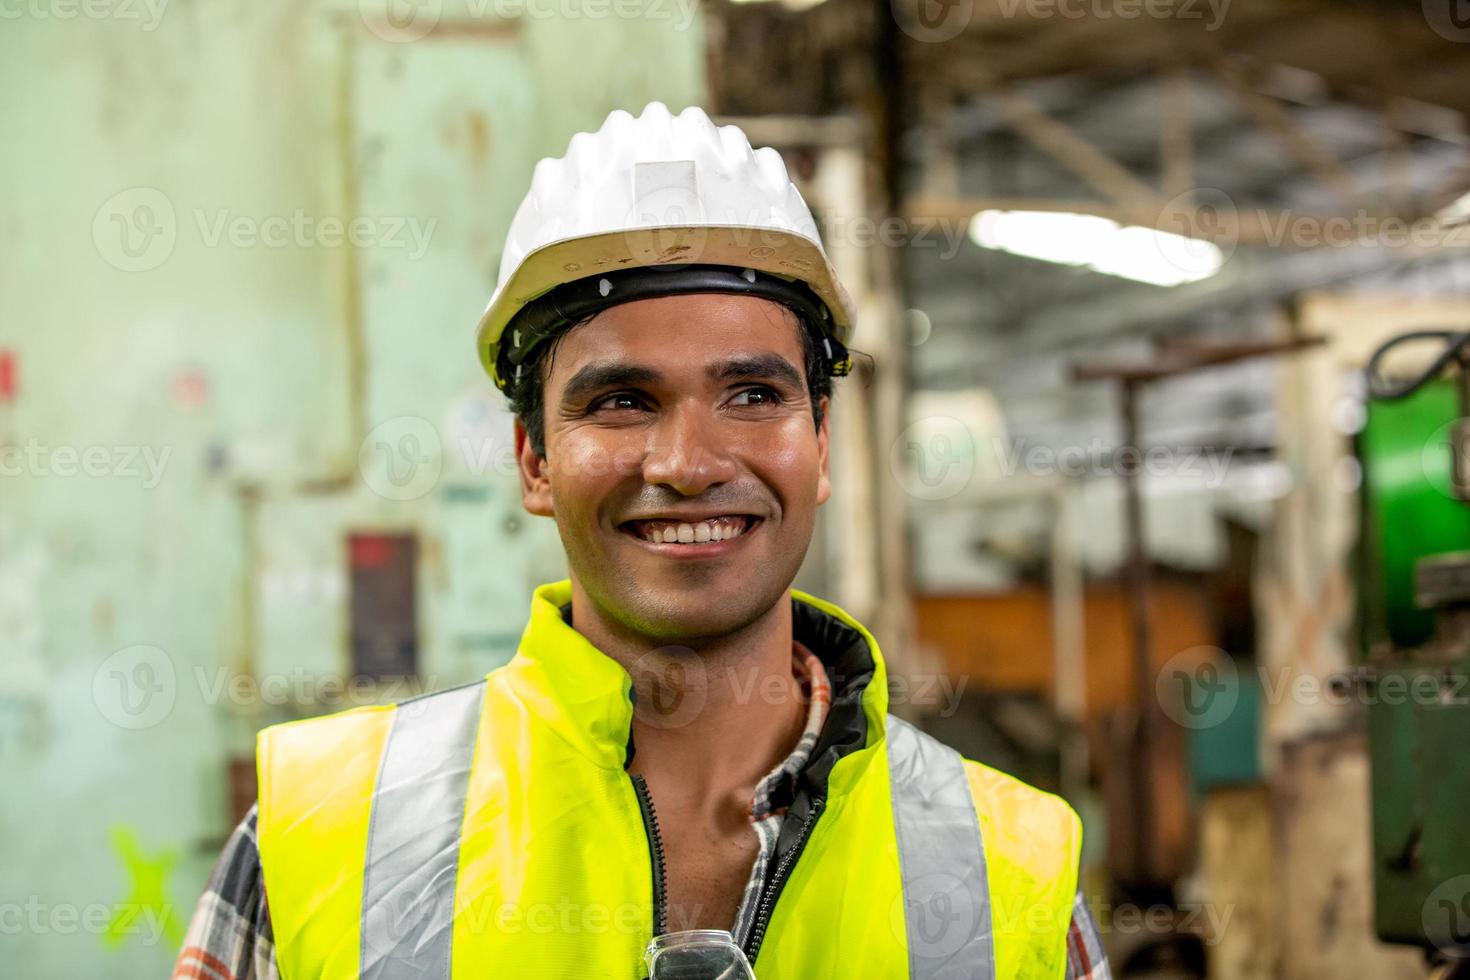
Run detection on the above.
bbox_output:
[256,580,1082,980]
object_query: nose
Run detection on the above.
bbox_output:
[641,404,738,496]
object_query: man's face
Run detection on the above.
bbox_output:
[514,292,831,644]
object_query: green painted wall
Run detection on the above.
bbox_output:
[0,2,704,973]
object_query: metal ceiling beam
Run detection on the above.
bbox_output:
[979,81,1163,206]
[1212,59,1369,206]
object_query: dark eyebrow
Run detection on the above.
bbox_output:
[708,354,805,391]
[560,363,664,407]
[559,354,805,407]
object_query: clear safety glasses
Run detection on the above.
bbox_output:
[644,929,757,980]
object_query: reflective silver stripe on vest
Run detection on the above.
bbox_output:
[886,715,996,980]
[360,681,486,980]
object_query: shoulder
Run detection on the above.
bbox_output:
[962,757,1083,907]
[256,700,396,763]
[208,805,272,932]
[962,758,1082,847]
[175,805,279,979]
[885,716,1082,880]
[256,677,493,772]
[255,678,499,845]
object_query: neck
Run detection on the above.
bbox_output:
[568,578,808,812]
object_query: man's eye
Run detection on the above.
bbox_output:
[731,387,781,407]
[590,392,646,412]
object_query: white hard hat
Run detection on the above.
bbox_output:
[475,101,855,392]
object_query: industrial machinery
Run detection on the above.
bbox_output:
[1357,329,1470,977]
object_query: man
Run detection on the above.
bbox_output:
[175,102,1110,980]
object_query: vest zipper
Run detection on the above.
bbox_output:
[630,773,668,937]
[741,795,826,963]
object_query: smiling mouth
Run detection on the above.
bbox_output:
[618,515,761,545]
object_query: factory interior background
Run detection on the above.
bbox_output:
[3,0,1470,976]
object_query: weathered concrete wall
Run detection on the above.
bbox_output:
[0,2,704,973]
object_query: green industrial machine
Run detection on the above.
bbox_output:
[1358,330,1470,972]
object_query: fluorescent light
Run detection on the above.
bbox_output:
[967,209,1223,287]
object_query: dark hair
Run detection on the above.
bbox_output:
[508,306,840,457]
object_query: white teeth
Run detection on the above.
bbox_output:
[635,517,751,544]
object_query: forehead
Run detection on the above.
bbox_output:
[545,292,807,380]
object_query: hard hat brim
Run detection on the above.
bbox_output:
[476,226,855,387]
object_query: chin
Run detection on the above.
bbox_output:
[564,521,814,644]
[576,558,786,644]
[616,587,774,645]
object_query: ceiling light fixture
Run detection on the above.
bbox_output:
[968,209,1224,287]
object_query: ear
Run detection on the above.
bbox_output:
[815,395,832,507]
[514,418,554,517]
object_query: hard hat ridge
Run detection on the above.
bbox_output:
[476,100,856,390]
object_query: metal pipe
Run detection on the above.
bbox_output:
[1121,380,1155,886]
